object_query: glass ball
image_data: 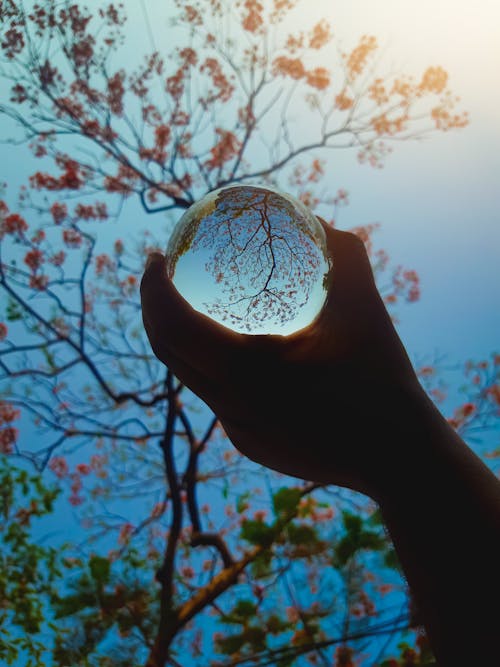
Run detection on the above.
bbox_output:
[166,184,331,335]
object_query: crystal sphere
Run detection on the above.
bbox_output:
[166,185,331,335]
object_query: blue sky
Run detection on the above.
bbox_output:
[1,1,499,662]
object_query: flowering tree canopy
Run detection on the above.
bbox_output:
[0,2,498,666]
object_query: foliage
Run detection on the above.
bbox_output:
[0,1,496,666]
[0,458,61,665]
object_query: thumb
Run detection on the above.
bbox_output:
[316,220,381,323]
[323,222,378,299]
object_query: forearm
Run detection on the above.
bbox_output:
[376,394,500,666]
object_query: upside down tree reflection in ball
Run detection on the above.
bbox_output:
[167,186,330,334]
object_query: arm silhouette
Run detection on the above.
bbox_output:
[141,219,500,666]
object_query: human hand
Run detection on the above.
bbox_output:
[141,219,427,499]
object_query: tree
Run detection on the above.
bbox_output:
[1,1,497,666]
[166,185,330,333]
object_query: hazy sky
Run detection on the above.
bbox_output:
[324,0,500,362]
[132,0,500,362]
[2,0,499,382]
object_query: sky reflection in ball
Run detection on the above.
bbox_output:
[166,185,331,335]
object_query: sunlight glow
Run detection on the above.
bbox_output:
[283,0,500,120]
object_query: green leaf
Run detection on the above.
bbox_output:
[250,550,273,579]
[286,522,318,546]
[342,511,362,534]
[266,613,290,635]
[240,519,274,547]
[89,555,111,585]
[234,599,257,619]
[333,511,386,566]
[6,299,22,322]
[244,625,266,651]
[368,508,384,526]
[384,547,401,570]
[272,487,302,516]
[236,491,251,514]
[220,599,257,625]
[215,632,246,655]
[277,657,295,667]
[53,591,96,618]
[41,346,56,371]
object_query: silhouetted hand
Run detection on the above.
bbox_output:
[140,219,425,499]
[141,217,500,666]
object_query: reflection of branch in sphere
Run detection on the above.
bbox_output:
[167,185,330,335]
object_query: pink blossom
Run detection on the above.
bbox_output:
[49,456,69,478]
[0,427,18,453]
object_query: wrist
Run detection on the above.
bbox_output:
[371,385,500,666]
[366,383,456,505]
[371,374,500,520]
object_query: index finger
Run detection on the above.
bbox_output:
[140,252,245,378]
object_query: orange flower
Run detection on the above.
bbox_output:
[334,645,354,666]
[118,522,134,544]
[200,57,234,103]
[0,427,18,454]
[335,91,353,110]
[74,202,108,220]
[3,212,28,235]
[50,202,68,225]
[371,113,392,135]
[205,129,241,170]
[285,33,304,53]
[155,124,171,148]
[309,19,331,50]
[371,113,408,136]
[95,253,114,275]
[242,0,264,33]
[29,274,49,290]
[431,105,469,131]
[49,251,66,266]
[24,248,43,271]
[392,76,415,99]
[63,229,82,248]
[369,78,389,105]
[107,70,125,115]
[345,35,377,80]
[49,456,69,478]
[179,47,198,66]
[184,5,202,25]
[306,67,330,90]
[419,66,448,94]
[272,55,306,80]
[487,385,500,407]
